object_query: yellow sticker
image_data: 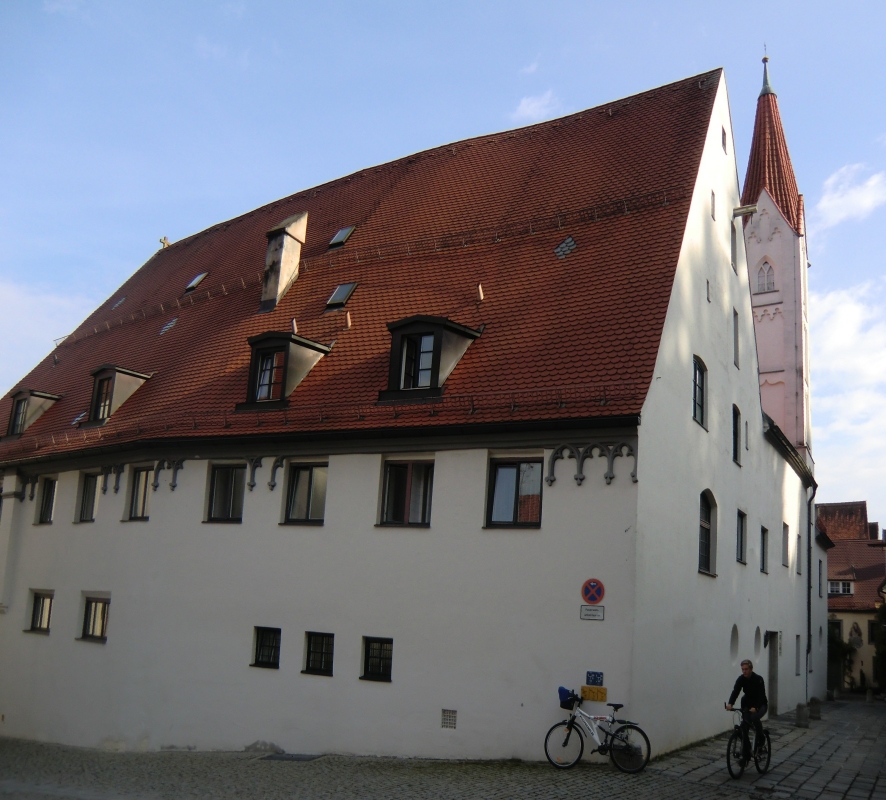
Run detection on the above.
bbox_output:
[580,685,608,702]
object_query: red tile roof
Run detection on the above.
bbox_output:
[827,539,886,612]
[0,70,722,466]
[741,60,802,233]
[817,502,871,541]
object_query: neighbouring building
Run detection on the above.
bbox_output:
[819,501,886,689]
[0,63,827,759]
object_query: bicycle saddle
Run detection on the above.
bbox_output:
[607,703,624,712]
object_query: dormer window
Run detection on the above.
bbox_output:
[5,389,61,437]
[379,316,481,402]
[86,365,151,425]
[237,332,330,410]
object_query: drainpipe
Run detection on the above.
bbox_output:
[805,481,817,702]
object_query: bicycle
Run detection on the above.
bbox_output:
[544,687,651,772]
[725,707,771,778]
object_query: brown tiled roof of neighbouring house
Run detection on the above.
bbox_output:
[827,539,886,612]
[0,69,723,467]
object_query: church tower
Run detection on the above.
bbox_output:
[742,57,812,467]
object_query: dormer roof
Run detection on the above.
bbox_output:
[741,58,802,233]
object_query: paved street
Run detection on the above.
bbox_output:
[1,699,884,800]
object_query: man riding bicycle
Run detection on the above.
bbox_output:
[726,659,768,763]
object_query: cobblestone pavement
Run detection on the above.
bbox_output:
[1,699,883,800]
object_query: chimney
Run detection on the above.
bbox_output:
[260,212,308,312]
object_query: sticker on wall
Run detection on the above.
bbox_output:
[586,671,604,686]
[581,578,605,605]
[580,605,604,620]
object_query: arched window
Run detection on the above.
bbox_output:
[699,491,717,574]
[692,357,706,426]
[756,262,775,293]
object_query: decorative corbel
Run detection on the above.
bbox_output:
[151,459,168,491]
[267,456,285,491]
[546,444,582,486]
[101,466,113,495]
[28,476,39,501]
[112,464,125,494]
[168,459,185,491]
[247,457,263,491]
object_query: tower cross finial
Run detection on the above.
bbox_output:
[760,49,775,97]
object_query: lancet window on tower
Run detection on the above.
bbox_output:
[756,262,775,293]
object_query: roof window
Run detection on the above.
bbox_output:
[71,411,87,426]
[160,318,178,335]
[185,272,208,292]
[111,296,126,310]
[328,226,355,249]
[326,282,357,310]
[554,236,577,259]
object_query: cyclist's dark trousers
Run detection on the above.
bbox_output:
[740,704,767,758]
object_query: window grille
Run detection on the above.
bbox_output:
[80,474,98,522]
[382,462,434,525]
[82,598,109,640]
[692,358,706,425]
[30,593,53,632]
[488,460,542,526]
[699,493,712,573]
[442,709,457,729]
[255,350,285,401]
[285,465,328,523]
[208,465,246,522]
[362,637,393,681]
[38,479,56,524]
[304,632,334,675]
[253,627,281,668]
[129,468,152,520]
[11,397,28,435]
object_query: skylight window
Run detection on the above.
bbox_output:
[328,226,355,249]
[554,236,577,259]
[111,296,126,310]
[326,282,357,309]
[160,318,178,335]
[71,411,87,426]
[185,272,208,292]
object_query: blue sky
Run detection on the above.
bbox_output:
[1,1,885,524]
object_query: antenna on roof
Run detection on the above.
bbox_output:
[291,318,298,334]
[477,283,485,302]
[159,236,170,248]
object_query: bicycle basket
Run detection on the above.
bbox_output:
[558,686,576,711]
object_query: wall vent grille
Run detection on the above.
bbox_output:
[442,709,457,729]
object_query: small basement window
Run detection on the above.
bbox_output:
[328,226,355,249]
[326,282,357,309]
[184,272,208,292]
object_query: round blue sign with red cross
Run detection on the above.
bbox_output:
[581,579,605,605]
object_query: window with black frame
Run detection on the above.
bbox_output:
[400,333,434,389]
[254,349,285,401]
[208,464,246,522]
[80,474,99,522]
[732,406,742,464]
[38,478,56,524]
[692,357,706,426]
[10,396,28,435]
[382,461,433,525]
[303,632,334,676]
[252,627,281,669]
[487,460,542,527]
[30,592,53,632]
[361,637,393,681]
[92,376,113,420]
[129,467,152,520]
[285,465,328,524]
[82,597,109,641]
[699,492,713,574]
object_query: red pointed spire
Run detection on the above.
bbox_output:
[742,57,801,232]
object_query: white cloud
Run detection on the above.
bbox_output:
[195,35,226,60]
[810,281,886,527]
[520,61,538,74]
[814,164,886,230]
[511,90,560,124]
[0,280,97,396]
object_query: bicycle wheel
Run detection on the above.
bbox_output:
[726,730,745,778]
[754,730,771,774]
[544,720,584,769]
[609,724,651,773]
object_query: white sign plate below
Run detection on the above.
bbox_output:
[580,605,604,620]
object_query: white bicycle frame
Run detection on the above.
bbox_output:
[567,706,619,751]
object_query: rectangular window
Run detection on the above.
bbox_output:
[93,376,113,420]
[79,474,99,522]
[129,467,152,520]
[795,635,802,676]
[30,592,53,632]
[818,560,823,597]
[692,358,706,426]
[782,523,790,567]
[736,511,746,563]
[252,627,281,669]
[869,621,878,645]
[487,460,542,527]
[382,461,434,525]
[401,334,434,389]
[732,407,741,464]
[303,632,334,676]
[711,191,716,220]
[699,494,712,574]
[796,534,802,574]
[730,221,737,272]
[11,397,28,434]
[208,464,246,522]
[722,126,727,153]
[255,350,285,401]
[733,309,740,368]
[285,465,328,524]
[82,597,109,641]
[760,527,768,573]
[828,581,852,595]
[38,479,56,524]
[361,636,393,682]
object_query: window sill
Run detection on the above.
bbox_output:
[375,522,431,529]
[761,569,769,575]
[75,519,95,524]
[203,519,243,524]
[76,635,107,644]
[234,400,290,412]
[250,662,280,670]
[33,522,53,527]
[79,419,108,429]
[125,517,150,523]
[733,460,741,467]
[301,669,333,677]
[280,519,324,526]
[697,569,718,578]
[22,628,50,635]
[692,417,708,431]
[359,674,392,683]
[483,524,541,530]
[737,559,747,565]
